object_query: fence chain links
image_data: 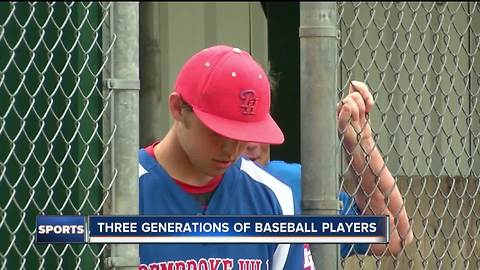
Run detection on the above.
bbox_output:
[338,2,480,270]
[2,2,480,270]
[0,2,115,269]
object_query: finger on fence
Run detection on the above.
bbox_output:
[338,2,480,269]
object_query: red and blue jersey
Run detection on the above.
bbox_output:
[138,148,307,270]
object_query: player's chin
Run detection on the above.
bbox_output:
[207,165,229,176]
[205,169,226,178]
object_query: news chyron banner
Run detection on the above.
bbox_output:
[36,215,389,244]
[36,215,86,243]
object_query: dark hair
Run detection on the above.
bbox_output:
[267,66,280,113]
[180,97,193,112]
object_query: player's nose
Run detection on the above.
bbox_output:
[244,143,259,158]
[246,142,260,151]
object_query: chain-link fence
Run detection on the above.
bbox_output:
[3,1,480,270]
[338,2,480,269]
[0,2,116,269]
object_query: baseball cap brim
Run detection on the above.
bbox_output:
[193,108,285,145]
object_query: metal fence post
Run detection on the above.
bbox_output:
[104,2,140,269]
[300,2,340,269]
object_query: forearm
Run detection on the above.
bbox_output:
[348,142,413,246]
[351,145,402,210]
[337,81,413,255]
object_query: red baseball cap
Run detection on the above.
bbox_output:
[174,45,284,144]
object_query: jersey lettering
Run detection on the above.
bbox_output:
[139,258,243,270]
[198,259,208,270]
[149,263,160,270]
[175,261,186,270]
[238,259,262,270]
[208,258,222,270]
[186,259,197,270]
[159,262,174,270]
[221,259,234,270]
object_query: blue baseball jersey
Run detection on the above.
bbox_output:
[261,160,370,257]
[138,149,310,270]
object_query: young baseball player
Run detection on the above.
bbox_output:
[243,81,414,257]
[139,45,309,270]
[138,45,411,269]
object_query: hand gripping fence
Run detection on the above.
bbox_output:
[338,2,480,270]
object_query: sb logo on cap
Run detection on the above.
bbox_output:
[240,90,259,115]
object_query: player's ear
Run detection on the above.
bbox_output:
[169,92,185,122]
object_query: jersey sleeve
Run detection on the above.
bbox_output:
[264,161,302,215]
[338,191,370,257]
